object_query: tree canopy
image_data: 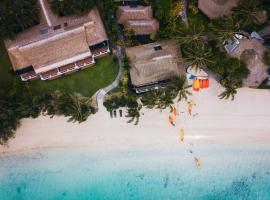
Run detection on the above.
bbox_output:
[48,0,95,16]
[0,0,39,38]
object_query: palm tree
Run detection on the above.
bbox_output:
[58,93,93,123]
[157,92,174,110]
[218,85,237,101]
[209,16,241,42]
[232,0,263,29]
[167,76,192,101]
[126,105,141,125]
[182,43,216,70]
[175,21,205,47]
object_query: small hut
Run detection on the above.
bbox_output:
[229,39,268,87]
[116,5,159,36]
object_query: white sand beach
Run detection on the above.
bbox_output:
[1,78,270,154]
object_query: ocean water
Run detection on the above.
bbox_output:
[0,144,270,200]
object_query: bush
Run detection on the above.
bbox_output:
[48,0,95,16]
[0,0,39,38]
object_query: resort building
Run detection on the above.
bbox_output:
[125,40,184,93]
[4,0,110,81]
[199,0,239,18]
[116,5,159,36]
[229,38,269,87]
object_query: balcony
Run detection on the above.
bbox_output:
[20,71,39,81]
[40,57,95,80]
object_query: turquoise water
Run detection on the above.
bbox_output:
[1,144,270,200]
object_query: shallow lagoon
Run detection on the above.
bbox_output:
[1,144,270,200]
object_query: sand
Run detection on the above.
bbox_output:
[1,78,270,154]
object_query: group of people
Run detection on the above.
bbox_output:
[168,100,201,169]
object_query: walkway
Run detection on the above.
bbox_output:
[94,45,124,110]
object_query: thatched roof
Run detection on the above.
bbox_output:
[126,40,184,87]
[19,27,91,73]
[5,3,108,72]
[125,19,159,35]
[116,6,153,24]
[229,38,268,87]
[199,0,239,18]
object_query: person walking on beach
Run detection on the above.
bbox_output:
[188,101,196,115]
[180,128,185,142]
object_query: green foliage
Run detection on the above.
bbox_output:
[221,58,249,87]
[141,89,173,110]
[95,0,119,42]
[57,93,94,123]
[218,85,237,101]
[0,0,39,38]
[263,50,270,66]
[126,105,141,125]
[124,28,138,46]
[167,76,192,101]
[182,43,215,70]
[175,21,205,47]
[231,0,264,29]
[209,16,241,42]
[49,0,95,16]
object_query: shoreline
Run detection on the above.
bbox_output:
[1,79,270,155]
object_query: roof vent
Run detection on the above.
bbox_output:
[154,45,162,51]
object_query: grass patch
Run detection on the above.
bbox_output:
[28,56,119,97]
[0,40,119,97]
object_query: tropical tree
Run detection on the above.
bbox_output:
[182,43,216,70]
[0,0,40,38]
[57,93,94,123]
[167,76,192,101]
[175,21,205,47]
[49,0,95,16]
[218,85,237,101]
[126,106,141,125]
[209,16,241,42]
[231,0,264,29]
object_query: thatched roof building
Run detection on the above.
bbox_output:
[125,40,184,93]
[199,0,239,18]
[5,0,110,81]
[229,38,268,87]
[116,5,159,35]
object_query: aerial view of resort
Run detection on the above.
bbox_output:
[1,0,270,199]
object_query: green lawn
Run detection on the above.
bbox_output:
[0,40,119,97]
[29,56,119,97]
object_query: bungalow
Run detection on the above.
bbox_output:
[4,0,110,81]
[125,40,184,93]
[229,38,268,87]
[116,5,159,36]
[199,0,239,18]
